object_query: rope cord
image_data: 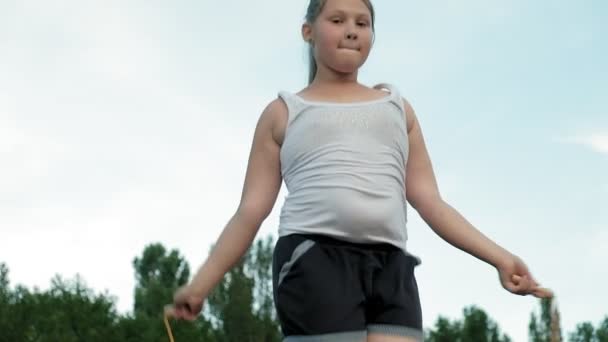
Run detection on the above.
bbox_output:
[164,314,175,342]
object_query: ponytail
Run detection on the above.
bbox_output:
[308,44,317,85]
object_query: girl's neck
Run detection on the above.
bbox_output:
[309,75,361,91]
[311,63,360,87]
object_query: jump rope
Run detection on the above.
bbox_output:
[163,302,561,342]
[164,313,175,342]
[162,283,556,342]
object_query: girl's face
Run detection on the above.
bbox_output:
[304,0,374,77]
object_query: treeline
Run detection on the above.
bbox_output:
[1,234,606,341]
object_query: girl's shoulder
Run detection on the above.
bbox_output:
[259,97,288,146]
[373,83,417,133]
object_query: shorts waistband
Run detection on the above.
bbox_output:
[287,233,401,252]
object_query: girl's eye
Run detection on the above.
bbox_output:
[357,22,368,27]
[331,18,343,23]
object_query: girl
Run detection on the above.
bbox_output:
[167,0,553,341]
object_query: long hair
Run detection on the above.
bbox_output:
[304,0,376,84]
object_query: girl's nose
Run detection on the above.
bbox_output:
[346,32,358,40]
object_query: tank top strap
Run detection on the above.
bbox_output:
[374,83,406,115]
[278,91,310,128]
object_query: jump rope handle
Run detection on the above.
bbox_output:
[164,313,175,342]
[164,303,198,342]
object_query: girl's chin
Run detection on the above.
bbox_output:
[332,63,364,74]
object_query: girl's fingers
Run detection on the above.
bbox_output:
[511,274,529,289]
[532,286,554,299]
[165,304,189,320]
[515,276,553,298]
[506,269,551,298]
[505,276,522,294]
[510,274,536,295]
[184,312,198,321]
[164,305,176,318]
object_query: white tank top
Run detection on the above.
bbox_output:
[277,83,413,254]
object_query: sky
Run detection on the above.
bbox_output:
[1,0,607,340]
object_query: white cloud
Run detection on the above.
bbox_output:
[567,133,608,154]
[582,134,608,154]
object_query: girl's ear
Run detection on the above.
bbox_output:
[301,22,313,44]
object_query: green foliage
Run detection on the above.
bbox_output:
[2,237,607,341]
[568,317,608,342]
[530,298,556,342]
[0,236,281,341]
[206,235,281,342]
[570,322,596,342]
[425,306,511,342]
[426,316,463,342]
[529,297,565,342]
[461,306,511,342]
[597,317,608,341]
[0,272,120,342]
[133,243,190,318]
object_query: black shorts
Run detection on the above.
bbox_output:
[272,233,423,341]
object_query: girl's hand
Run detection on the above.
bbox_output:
[497,254,553,298]
[164,285,205,321]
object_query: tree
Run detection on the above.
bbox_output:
[597,317,608,342]
[0,272,120,342]
[247,235,282,341]
[0,235,283,341]
[133,243,190,318]
[568,317,608,342]
[569,322,595,342]
[425,306,511,342]
[130,243,216,341]
[0,263,24,342]
[426,316,463,342]
[206,235,281,342]
[0,263,9,324]
[529,298,563,342]
[461,306,511,342]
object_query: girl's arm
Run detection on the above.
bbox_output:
[402,98,552,298]
[168,98,286,320]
